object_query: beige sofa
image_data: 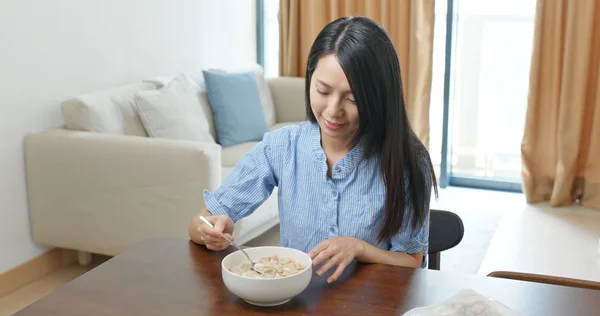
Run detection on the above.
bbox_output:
[24,70,304,263]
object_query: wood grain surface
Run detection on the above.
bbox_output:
[15,237,600,315]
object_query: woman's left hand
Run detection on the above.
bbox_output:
[308,237,365,283]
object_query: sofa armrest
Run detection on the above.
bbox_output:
[267,76,306,123]
[24,129,222,255]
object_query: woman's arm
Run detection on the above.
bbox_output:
[202,133,279,223]
[309,236,424,283]
[189,131,283,249]
[355,239,423,268]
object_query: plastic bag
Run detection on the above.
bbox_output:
[402,288,521,316]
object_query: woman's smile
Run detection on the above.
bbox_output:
[324,118,346,131]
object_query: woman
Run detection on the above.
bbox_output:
[189,16,437,283]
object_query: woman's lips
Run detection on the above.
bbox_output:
[324,119,345,131]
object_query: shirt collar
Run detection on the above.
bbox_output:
[309,121,365,178]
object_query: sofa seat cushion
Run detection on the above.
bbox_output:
[221,142,260,168]
[220,122,302,168]
[270,121,302,132]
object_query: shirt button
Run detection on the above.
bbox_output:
[332,191,338,198]
[334,166,341,172]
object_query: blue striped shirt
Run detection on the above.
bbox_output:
[204,121,430,268]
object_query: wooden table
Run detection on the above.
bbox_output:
[16,237,600,315]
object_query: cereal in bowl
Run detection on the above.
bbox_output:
[229,255,305,278]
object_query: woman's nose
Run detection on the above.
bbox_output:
[326,99,344,117]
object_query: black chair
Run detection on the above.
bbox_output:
[427,209,464,270]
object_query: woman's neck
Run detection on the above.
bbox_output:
[320,132,359,178]
[320,132,353,157]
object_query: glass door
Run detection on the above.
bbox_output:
[432,0,537,191]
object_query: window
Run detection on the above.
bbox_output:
[432,0,537,191]
[262,0,280,77]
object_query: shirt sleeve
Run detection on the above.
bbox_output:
[388,204,430,255]
[203,132,279,223]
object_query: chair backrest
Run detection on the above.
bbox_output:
[427,209,464,270]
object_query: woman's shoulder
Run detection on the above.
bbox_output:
[263,120,316,148]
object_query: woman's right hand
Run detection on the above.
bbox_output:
[193,213,235,251]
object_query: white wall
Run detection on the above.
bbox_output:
[0,0,256,274]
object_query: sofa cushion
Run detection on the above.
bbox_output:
[203,70,269,148]
[134,74,215,144]
[142,76,174,89]
[221,141,260,168]
[267,77,306,124]
[62,82,156,136]
[143,65,274,141]
[194,64,277,127]
[143,75,217,142]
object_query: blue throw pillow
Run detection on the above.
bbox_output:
[203,71,269,147]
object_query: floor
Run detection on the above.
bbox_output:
[0,255,110,315]
[430,187,526,274]
[478,201,600,282]
[0,187,591,314]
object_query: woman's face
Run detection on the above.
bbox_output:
[310,54,360,144]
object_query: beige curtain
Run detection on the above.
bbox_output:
[522,0,600,210]
[279,0,435,148]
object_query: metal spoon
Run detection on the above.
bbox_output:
[198,216,263,274]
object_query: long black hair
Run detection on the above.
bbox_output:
[305,16,438,243]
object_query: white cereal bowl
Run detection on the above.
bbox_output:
[221,246,313,307]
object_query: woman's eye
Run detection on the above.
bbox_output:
[347,98,356,104]
[317,89,329,95]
